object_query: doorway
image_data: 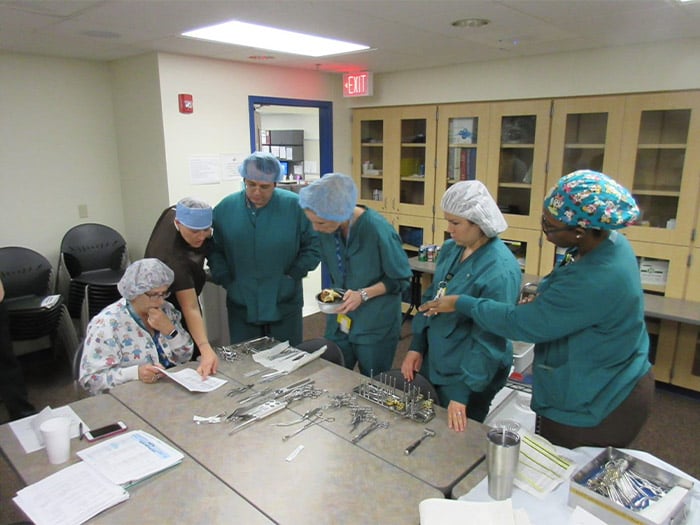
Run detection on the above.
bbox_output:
[248,96,333,315]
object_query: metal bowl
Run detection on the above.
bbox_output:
[316,292,342,314]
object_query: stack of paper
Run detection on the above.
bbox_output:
[13,430,183,525]
[77,430,184,487]
[14,462,129,525]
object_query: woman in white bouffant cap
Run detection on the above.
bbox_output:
[401,180,522,433]
[79,258,194,395]
[299,173,412,376]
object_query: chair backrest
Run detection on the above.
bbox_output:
[373,368,439,403]
[60,223,127,277]
[72,340,84,381]
[0,246,52,298]
[295,337,345,367]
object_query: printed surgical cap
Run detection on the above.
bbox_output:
[298,173,357,222]
[441,180,508,238]
[175,197,212,230]
[117,258,174,300]
[239,151,282,183]
[544,170,639,230]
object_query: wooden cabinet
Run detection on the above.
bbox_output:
[434,102,491,203]
[547,95,626,192]
[353,106,437,218]
[617,91,700,246]
[484,99,552,231]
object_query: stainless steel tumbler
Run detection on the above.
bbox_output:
[486,428,521,500]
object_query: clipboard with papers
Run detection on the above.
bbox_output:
[12,430,184,525]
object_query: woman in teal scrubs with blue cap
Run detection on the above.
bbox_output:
[401,180,522,433]
[299,173,412,376]
[422,171,654,448]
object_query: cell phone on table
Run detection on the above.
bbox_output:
[83,421,128,442]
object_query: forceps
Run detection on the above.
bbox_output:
[282,415,335,441]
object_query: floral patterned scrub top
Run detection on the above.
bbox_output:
[79,298,193,395]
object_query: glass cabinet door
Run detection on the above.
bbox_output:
[353,108,388,212]
[435,102,491,206]
[395,106,436,217]
[619,91,700,245]
[485,100,552,230]
[547,96,625,189]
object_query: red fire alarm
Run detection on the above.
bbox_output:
[178,93,193,114]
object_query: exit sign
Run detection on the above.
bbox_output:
[343,72,373,97]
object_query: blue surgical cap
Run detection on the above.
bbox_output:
[117,258,174,300]
[175,197,212,230]
[544,170,639,230]
[298,173,357,222]
[239,152,282,183]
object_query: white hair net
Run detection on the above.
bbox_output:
[298,173,357,222]
[440,181,508,238]
[117,258,174,300]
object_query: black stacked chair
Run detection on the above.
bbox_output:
[57,223,128,329]
[0,246,78,361]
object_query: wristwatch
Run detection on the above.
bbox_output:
[359,288,369,303]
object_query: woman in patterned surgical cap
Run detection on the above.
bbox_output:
[421,171,654,449]
[79,258,194,395]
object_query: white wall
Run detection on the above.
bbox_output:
[348,39,700,108]
[2,38,698,269]
[0,54,125,266]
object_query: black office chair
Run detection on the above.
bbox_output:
[373,368,439,404]
[56,223,128,328]
[0,246,78,360]
[295,337,345,367]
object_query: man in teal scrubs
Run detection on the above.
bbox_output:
[299,173,411,376]
[402,181,521,432]
[208,152,320,345]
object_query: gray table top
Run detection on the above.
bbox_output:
[108,360,444,524]
[0,394,272,524]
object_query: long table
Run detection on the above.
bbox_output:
[107,354,483,523]
[0,394,272,524]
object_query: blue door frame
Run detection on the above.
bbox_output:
[247,96,334,288]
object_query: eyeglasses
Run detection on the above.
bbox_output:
[144,291,171,299]
[541,215,576,235]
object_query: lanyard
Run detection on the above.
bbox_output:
[433,246,464,299]
[126,301,173,368]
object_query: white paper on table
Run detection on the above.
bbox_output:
[253,342,326,373]
[77,430,184,487]
[9,405,86,453]
[514,431,577,498]
[13,461,129,525]
[161,368,227,392]
[419,497,530,525]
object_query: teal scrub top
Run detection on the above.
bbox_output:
[456,231,651,426]
[208,189,320,324]
[319,207,411,344]
[411,238,521,404]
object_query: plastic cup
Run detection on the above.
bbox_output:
[40,417,72,465]
[486,428,521,500]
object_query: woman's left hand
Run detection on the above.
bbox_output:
[419,295,459,316]
[147,307,174,334]
[335,289,363,314]
[447,400,467,432]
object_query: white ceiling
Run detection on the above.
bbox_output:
[2,0,700,74]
